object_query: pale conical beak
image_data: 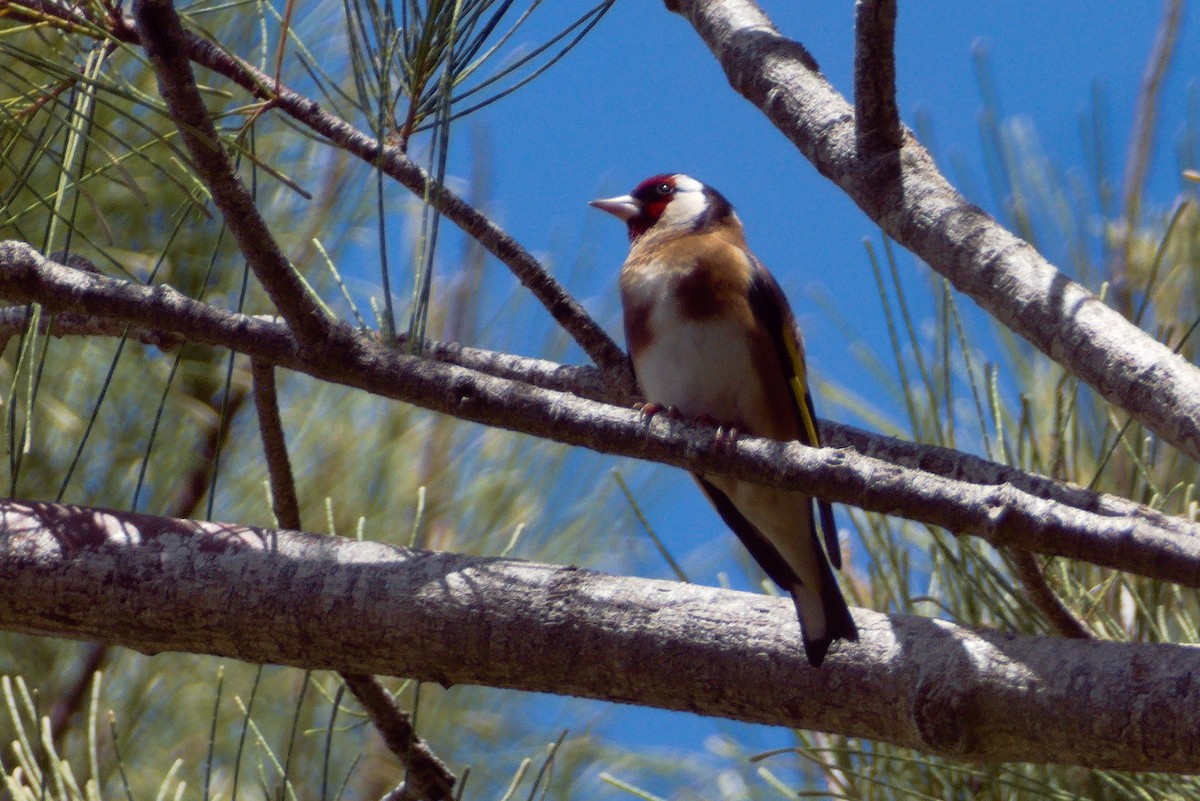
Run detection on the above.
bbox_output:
[589,194,639,221]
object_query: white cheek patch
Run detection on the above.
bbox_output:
[658,185,708,229]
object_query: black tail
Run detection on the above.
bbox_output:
[795,554,858,667]
[693,476,857,667]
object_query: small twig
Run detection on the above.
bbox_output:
[341,673,456,801]
[853,0,902,154]
[249,359,455,801]
[250,360,302,530]
[1008,548,1092,640]
[130,0,335,345]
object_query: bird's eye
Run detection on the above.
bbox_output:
[656,182,674,196]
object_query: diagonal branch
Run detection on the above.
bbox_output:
[37,0,625,373]
[4,497,1200,772]
[339,674,455,801]
[668,0,1200,465]
[1008,549,1092,640]
[131,0,336,344]
[3,241,1200,589]
[866,0,1087,643]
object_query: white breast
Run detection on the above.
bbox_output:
[626,269,764,427]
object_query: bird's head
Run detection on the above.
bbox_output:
[590,173,735,241]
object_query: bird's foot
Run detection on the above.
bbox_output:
[635,401,682,420]
[696,414,740,453]
[636,405,738,452]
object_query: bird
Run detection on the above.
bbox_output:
[590,173,858,666]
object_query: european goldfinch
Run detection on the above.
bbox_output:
[591,173,857,666]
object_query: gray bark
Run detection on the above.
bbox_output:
[2,241,1200,590]
[3,498,1199,771]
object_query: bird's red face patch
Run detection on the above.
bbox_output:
[627,174,679,239]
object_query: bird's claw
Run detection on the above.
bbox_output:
[636,405,737,451]
[636,401,682,420]
[696,414,740,453]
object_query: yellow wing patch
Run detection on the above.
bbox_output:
[784,331,821,448]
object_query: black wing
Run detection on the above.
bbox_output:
[694,476,802,591]
[745,260,842,570]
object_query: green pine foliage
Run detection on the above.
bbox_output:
[3,2,1200,799]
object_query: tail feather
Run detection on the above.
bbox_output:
[793,557,858,667]
[692,476,856,667]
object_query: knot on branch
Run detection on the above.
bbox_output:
[910,664,977,756]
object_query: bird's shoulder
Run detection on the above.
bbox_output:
[621,227,758,318]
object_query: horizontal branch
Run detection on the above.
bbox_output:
[0,307,183,351]
[3,497,1199,771]
[2,241,1199,590]
[2,269,1177,547]
[669,0,1200,464]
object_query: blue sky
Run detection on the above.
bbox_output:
[458,0,1200,528]
[386,0,1200,792]
[478,1,1199,377]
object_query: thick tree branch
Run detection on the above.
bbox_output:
[3,497,1200,771]
[668,0,1200,464]
[2,242,1199,589]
